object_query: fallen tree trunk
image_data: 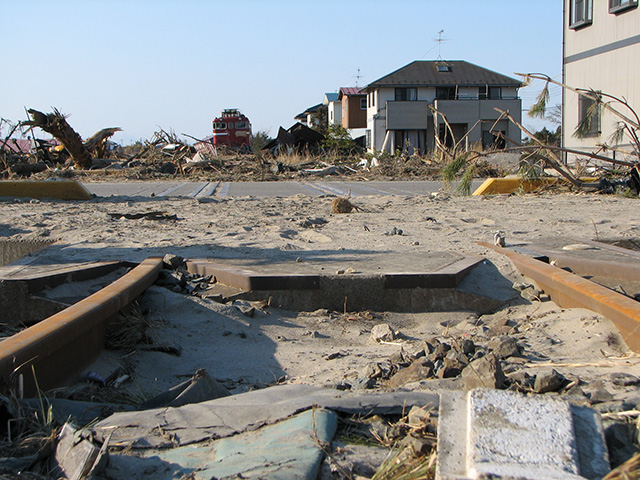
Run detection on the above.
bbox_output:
[23,109,92,169]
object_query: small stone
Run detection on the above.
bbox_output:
[352,376,376,390]
[326,352,345,360]
[462,353,506,390]
[422,338,437,355]
[461,339,476,356]
[444,349,469,369]
[592,400,634,414]
[360,362,383,380]
[371,324,396,343]
[488,335,521,359]
[407,406,432,427]
[533,369,565,393]
[386,359,434,388]
[430,342,451,361]
[590,389,615,404]
[400,433,436,455]
[437,365,462,379]
[163,253,185,270]
[506,370,534,390]
[610,372,640,386]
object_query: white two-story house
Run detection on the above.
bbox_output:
[362,60,522,154]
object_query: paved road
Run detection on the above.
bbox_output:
[83,180,483,198]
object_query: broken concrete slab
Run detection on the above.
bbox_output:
[93,384,439,449]
[437,389,610,480]
[105,408,337,480]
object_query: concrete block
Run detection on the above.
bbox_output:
[437,389,609,480]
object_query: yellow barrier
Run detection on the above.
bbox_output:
[0,181,92,200]
[472,177,564,196]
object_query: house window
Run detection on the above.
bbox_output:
[395,87,417,101]
[479,86,487,100]
[578,92,601,137]
[570,0,593,28]
[436,87,456,100]
[610,0,637,13]
[360,98,367,110]
[437,64,452,72]
[488,87,502,100]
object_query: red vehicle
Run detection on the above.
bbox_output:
[212,109,252,150]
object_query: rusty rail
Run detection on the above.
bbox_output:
[0,257,163,396]
[479,242,640,352]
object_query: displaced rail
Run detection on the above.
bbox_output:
[480,242,640,352]
[0,258,162,396]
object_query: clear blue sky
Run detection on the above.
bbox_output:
[1,0,562,144]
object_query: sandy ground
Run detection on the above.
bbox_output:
[2,188,640,404]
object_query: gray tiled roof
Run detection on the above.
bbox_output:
[364,60,522,89]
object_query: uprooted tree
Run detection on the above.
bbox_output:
[22,108,121,169]
[438,72,640,195]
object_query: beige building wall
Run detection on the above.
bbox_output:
[563,1,640,161]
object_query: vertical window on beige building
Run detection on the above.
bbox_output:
[570,0,593,28]
[577,93,601,137]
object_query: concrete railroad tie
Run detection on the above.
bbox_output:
[436,388,610,480]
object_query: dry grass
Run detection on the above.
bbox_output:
[604,453,640,479]
[372,447,437,480]
[106,302,155,352]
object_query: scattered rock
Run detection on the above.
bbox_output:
[488,335,521,359]
[462,353,505,390]
[513,281,542,300]
[407,406,432,427]
[609,372,640,386]
[299,217,328,228]
[506,370,534,391]
[371,324,396,343]
[385,227,404,236]
[429,341,451,361]
[162,253,185,270]
[590,388,615,404]
[351,376,376,390]
[400,432,436,455]
[326,351,346,360]
[386,358,434,388]
[461,339,476,356]
[443,349,468,370]
[533,369,565,393]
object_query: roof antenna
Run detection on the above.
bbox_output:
[353,68,363,88]
[435,30,447,61]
